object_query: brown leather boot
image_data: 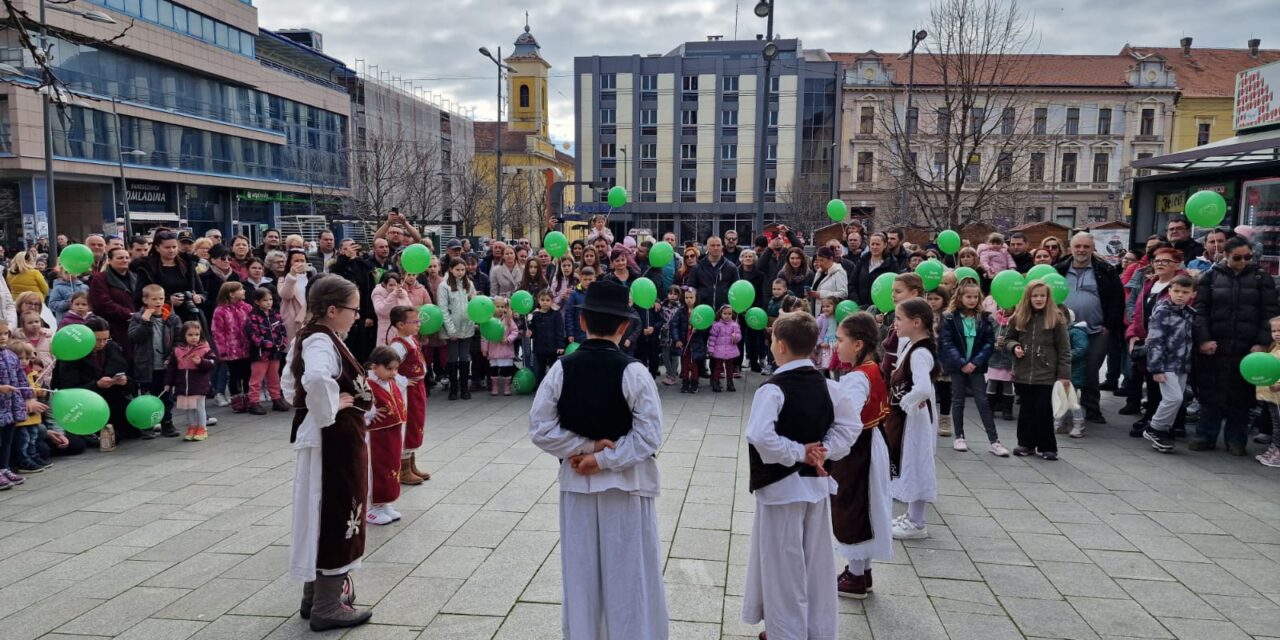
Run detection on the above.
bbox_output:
[409,453,431,481]
[272,397,291,411]
[398,458,424,485]
[308,573,371,632]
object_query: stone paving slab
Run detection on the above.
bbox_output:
[0,374,1277,638]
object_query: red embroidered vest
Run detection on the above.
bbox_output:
[391,336,426,379]
[367,377,406,431]
[856,362,890,429]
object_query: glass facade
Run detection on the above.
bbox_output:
[84,0,256,58]
[0,95,10,153]
[799,77,836,194]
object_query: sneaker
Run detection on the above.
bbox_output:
[0,475,10,490]
[192,426,208,441]
[383,505,402,521]
[139,428,157,440]
[1227,443,1248,457]
[1256,446,1280,467]
[1069,423,1086,439]
[1012,446,1036,457]
[366,506,394,526]
[16,462,44,474]
[183,427,196,441]
[2,469,24,485]
[160,423,180,438]
[99,424,116,452]
[1129,420,1147,437]
[213,393,231,407]
[206,417,217,427]
[952,437,968,452]
[1118,403,1142,416]
[837,569,869,600]
[662,376,677,386]
[989,442,1011,457]
[937,415,953,437]
[892,518,928,540]
[1254,433,1273,445]
[1055,420,1070,435]
[1144,427,1175,453]
[1040,451,1059,461]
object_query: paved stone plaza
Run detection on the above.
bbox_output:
[1,376,1278,640]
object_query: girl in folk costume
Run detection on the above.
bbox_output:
[387,305,431,484]
[281,276,376,632]
[831,312,894,600]
[364,346,408,526]
[886,298,940,541]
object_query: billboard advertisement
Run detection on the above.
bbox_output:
[1235,60,1280,132]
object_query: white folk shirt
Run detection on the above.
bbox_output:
[745,359,858,506]
[528,359,664,498]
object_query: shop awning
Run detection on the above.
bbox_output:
[1133,129,1280,171]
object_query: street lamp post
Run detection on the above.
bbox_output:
[752,0,776,237]
[479,46,515,241]
[897,29,928,224]
[620,145,634,231]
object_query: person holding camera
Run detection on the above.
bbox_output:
[133,230,206,325]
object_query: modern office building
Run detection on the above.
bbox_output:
[574,37,841,242]
[0,0,351,246]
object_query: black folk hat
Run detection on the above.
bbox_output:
[581,280,632,318]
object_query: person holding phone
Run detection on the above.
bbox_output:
[52,317,133,446]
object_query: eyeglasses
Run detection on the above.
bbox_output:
[1231,254,1254,262]
[1152,259,1175,265]
[338,305,361,315]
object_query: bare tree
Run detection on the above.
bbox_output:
[505,168,551,241]
[349,130,411,223]
[778,174,835,240]
[399,140,447,226]
[877,0,1048,230]
[448,154,491,238]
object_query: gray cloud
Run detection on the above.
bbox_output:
[257,0,1280,151]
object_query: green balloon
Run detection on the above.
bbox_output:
[953,266,981,284]
[419,304,444,335]
[52,388,109,436]
[400,244,431,274]
[835,300,859,323]
[126,394,165,430]
[937,230,962,255]
[691,304,715,330]
[990,270,1026,309]
[1185,190,1227,228]
[729,279,755,313]
[649,241,675,268]
[1042,273,1070,305]
[916,259,945,291]
[608,186,628,208]
[544,231,569,258]
[59,243,94,275]
[630,277,658,309]
[826,198,848,222]
[564,341,581,355]
[1240,351,1280,386]
[745,307,768,330]
[1026,263,1058,282]
[510,290,535,315]
[51,324,95,361]
[513,368,537,395]
[479,317,506,342]
[467,296,495,324]
[871,272,896,314]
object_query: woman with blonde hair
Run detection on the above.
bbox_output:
[6,252,48,301]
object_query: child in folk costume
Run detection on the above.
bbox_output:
[281,276,375,632]
[742,312,855,640]
[387,305,431,483]
[364,346,408,526]
[887,298,940,541]
[831,312,893,600]
[528,281,669,639]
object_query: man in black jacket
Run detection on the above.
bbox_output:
[1056,233,1125,426]
[1166,216,1204,263]
[1008,232,1034,274]
[330,239,379,363]
[690,236,739,309]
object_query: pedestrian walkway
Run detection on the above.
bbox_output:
[0,377,1277,639]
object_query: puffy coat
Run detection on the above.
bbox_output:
[669,307,708,361]
[1145,299,1195,375]
[707,317,742,360]
[480,315,519,361]
[212,301,253,360]
[690,257,739,309]
[89,267,137,358]
[128,310,183,384]
[372,283,411,346]
[810,263,849,312]
[1004,312,1071,386]
[1125,270,1189,342]
[438,279,477,340]
[46,277,87,317]
[277,273,308,345]
[246,307,288,362]
[164,344,216,396]
[529,308,565,354]
[937,311,996,374]
[978,244,1014,276]
[564,287,589,343]
[1193,262,1279,407]
[6,268,48,301]
[1068,322,1089,388]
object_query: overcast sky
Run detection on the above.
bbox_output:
[257,0,1279,154]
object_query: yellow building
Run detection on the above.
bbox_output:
[472,20,575,241]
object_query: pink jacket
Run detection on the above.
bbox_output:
[707,318,742,360]
[372,284,412,347]
[480,315,520,360]
[278,273,307,345]
[978,244,1014,276]
[212,301,253,360]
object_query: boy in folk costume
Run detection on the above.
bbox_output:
[387,306,431,483]
[742,312,856,640]
[364,346,408,526]
[528,281,669,639]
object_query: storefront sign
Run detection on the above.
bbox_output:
[127,182,169,207]
[1156,192,1186,214]
[1234,59,1280,132]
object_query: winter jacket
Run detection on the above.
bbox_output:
[372,284,412,346]
[737,266,768,309]
[53,341,130,394]
[1067,322,1089,388]
[670,307,708,361]
[198,265,238,324]
[1125,270,1189,342]
[329,253,377,322]
[937,311,996,374]
[0,349,33,427]
[277,272,308,344]
[707,317,742,360]
[489,263,522,299]
[89,267,138,358]
[633,303,665,343]
[564,286,589,343]
[242,276,279,313]
[6,269,48,301]
[658,300,681,347]
[1004,312,1071,385]
[851,254,899,309]
[58,311,93,329]
[46,277,88,317]
[1145,299,1194,374]
[480,316,520,361]
[978,244,1014,276]
[128,310,183,384]
[690,256,740,309]
[133,255,202,308]
[621,311,642,355]
[164,343,216,396]
[1054,255,1125,335]
[1193,262,1278,358]
[470,269,491,296]
[529,309,566,354]
[438,279,478,340]
[212,301,253,361]
[246,307,288,362]
[810,262,849,313]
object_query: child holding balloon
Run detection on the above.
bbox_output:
[438,257,477,401]
[674,287,709,394]
[481,298,521,396]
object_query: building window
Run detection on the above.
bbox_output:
[1055,207,1076,228]
[641,74,657,91]
[766,144,777,163]
[764,177,777,194]
[1098,108,1112,135]
[681,144,697,169]
[680,177,697,202]
[907,151,918,176]
[1136,151,1153,177]
[600,109,616,124]
[932,151,947,177]
[721,144,737,160]
[640,176,656,201]
[1026,207,1045,223]
[965,154,980,182]
[681,110,697,125]
[1001,107,1015,135]
[767,110,779,127]
[720,177,736,202]
[906,107,918,134]
[640,109,657,135]
[1030,152,1045,182]
[769,75,780,93]
[1141,108,1155,136]
[936,108,950,135]
[722,75,739,92]
[970,108,985,134]
[1061,152,1077,183]
[682,75,698,91]
[856,152,874,182]
[1197,122,1211,146]
[640,143,656,159]
[1088,206,1109,222]
[859,106,875,134]
[600,143,616,159]
[1066,108,1079,135]
[519,85,530,108]
[1092,152,1109,183]
[997,152,1013,181]
[722,110,738,126]
[1033,108,1047,135]
[0,95,9,153]
[600,73,616,90]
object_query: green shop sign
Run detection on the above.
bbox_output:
[236,190,340,206]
